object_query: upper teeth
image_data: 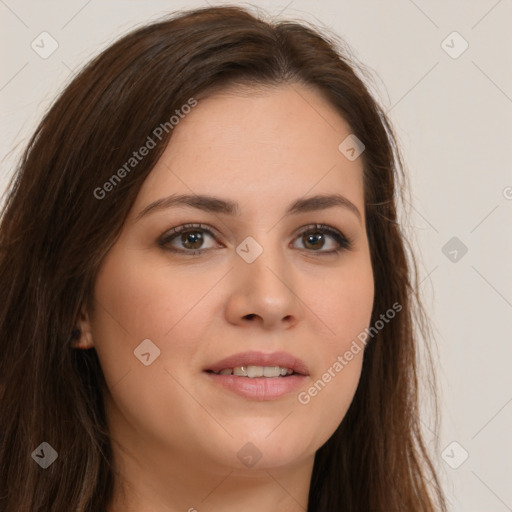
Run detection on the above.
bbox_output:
[215,366,294,378]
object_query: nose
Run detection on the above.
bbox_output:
[224,239,304,330]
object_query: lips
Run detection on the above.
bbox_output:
[204,350,310,376]
[203,351,310,400]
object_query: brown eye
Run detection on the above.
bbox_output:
[179,230,205,250]
[302,232,326,250]
[159,223,219,254]
[292,224,352,254]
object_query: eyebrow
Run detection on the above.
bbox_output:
[135,193,362,223]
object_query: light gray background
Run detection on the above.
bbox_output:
[1,1,511,510]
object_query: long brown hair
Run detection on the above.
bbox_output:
[0,6,446,511]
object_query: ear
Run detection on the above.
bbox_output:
[71,303,95,349]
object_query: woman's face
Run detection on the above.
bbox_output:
[80,84,374,473]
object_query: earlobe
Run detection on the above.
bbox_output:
[71,305,95,349]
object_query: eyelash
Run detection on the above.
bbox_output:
[158,222,353,257]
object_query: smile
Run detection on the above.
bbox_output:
[208,365,295,378]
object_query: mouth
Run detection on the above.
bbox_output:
[203,351,309,400]
[205,365,297,377]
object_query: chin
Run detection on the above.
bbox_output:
[218,427,318,471]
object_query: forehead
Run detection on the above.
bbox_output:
[131,84,365,218]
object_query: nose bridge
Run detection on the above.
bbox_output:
[228,230,301,327]
[236,231,287,293]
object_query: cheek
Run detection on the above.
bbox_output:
[88,249,215,390]
[92,248,220,339]
[307,253,374,348]
[296,256,373,434]
[88,251,220,445]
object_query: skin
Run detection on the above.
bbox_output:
[76,83,374,512]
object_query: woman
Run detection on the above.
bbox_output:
[0,5,447,511]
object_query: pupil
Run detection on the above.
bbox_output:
[182,231,203,249]
[305,232,323,249]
